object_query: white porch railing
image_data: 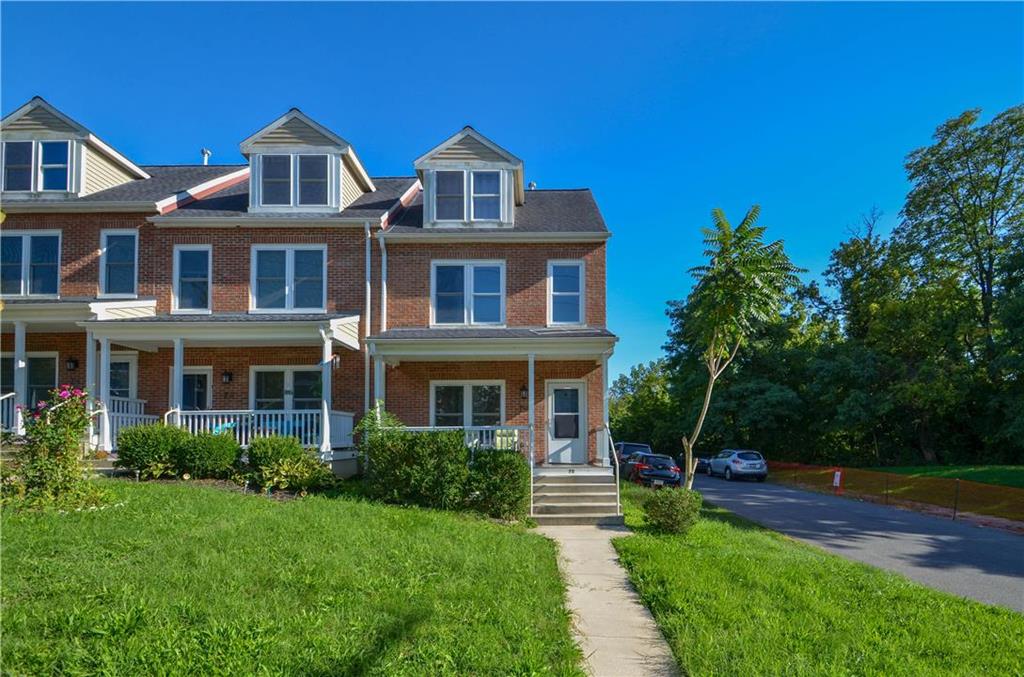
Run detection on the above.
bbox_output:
[108,399,160,449]
[604,426,622,516]
[0,392,15,432]
[109,396,147,416]
[403,425,535,514]
[168,409,355,450]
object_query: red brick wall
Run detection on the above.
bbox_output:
[0,332,90,391]
[384,359,604,464]
[384,241,606,328]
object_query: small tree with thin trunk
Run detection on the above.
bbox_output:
[669,206,801,489]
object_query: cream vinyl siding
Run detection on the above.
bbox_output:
[83,145,135,195]
[340,157,365,208]
[432,136,506,163]
[250,117,336,147]
[1,106,77,133]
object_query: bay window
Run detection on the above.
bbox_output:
[251,245,326,311]
[548,260,584,325]
[0,232,60,297]
[431,382,503,428]
[432,260,504,325]
[100,230,138,297]
[173,245,211,312]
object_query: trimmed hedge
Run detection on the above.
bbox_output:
[174,432,241,478]
[116,424,191,479]
[642,488,702,534]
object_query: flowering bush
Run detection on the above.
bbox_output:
[2,386,107,510]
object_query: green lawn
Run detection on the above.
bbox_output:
[613,483,1024,677]
[2,480,582,676]
[868,465,1024,489]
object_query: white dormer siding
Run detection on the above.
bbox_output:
[414,127,525,229]
[240,109,375,215]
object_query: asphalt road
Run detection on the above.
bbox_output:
[692,474,1024,613]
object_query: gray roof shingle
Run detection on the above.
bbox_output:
[157,177,418,220]
[96,313,358,323]
[368,327,616,340]
[386,189,608,235]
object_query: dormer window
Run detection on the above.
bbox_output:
[471,171,500,220]
[436,171,465,220]
[2,140,69,192]
[257,154,332,208]
[261,155,291,205]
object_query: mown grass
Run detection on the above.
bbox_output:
[613,483,1024,677]
[2,480,582,676]
[869,465,1024,489]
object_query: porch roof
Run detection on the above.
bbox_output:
[0,297,157,328]
[78,312,361,350]
[367,326,616,361]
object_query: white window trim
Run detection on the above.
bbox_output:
[38,140,70,192]
[167,365,214,409]
[429,380,505,428]
[545,378,588,443]
[297,154,330,207]
[0,230,62,299]
[248,365,323,410]
[2,140,35,192]
[99,229,139,299]
[172,244,213,314]
[470,170,501,222]
[546,259,586,327]
[1,351,58,400]
[434,169,467,223]
[109,351,139,400]
[430,259,506,327]
[259,154,294,207]
[249,244,328,314]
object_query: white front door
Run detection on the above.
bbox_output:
[546,381,586,464]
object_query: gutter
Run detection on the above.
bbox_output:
[377,231,388,331]
[364,221,372,413]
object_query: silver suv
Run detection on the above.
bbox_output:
[707,450,767,482]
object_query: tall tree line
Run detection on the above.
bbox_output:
[611,105,1024,466]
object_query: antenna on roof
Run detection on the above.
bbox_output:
[528,181,537,191]
[200,148,212,166]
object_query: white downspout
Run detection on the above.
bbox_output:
[363,222,372,414]
[376,231,388,332]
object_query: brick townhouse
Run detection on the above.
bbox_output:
[0,97,620,515]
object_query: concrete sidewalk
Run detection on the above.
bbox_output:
[540,525,678,677]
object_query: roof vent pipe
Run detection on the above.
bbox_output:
[528,181,537,190]
[200,148,212,166]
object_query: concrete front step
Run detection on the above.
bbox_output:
[535,502,619,515]
[535,483,618,495]
[535,475,615,487]
[535,492,617,504]
[534,513,626,526]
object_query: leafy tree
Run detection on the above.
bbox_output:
[609,360,678,454]
[666,206,801,488]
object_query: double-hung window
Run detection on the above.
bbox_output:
[471,171,500,220]
[432,261,504,325]
[0,232,60,297]
[435,171,465,221]
[2,140,69,192]
[173,245,212,313]
[251,245,326,312]
[548,260,584,325]
[298,155,329,206]
[252,367,322,410]
[431,381,503,428]
[1,354,58,405]
[260,154,330,207]
[100,230,138,297]
[261,155,292,205]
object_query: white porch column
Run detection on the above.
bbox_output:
[373,356,385,413]
[527,353,536,466]
[601,352,611,466]
[12,321,27,434]
[98,337,112,451]
[320,330,333,458]
[171,338,184,426]
[85,331,96,448]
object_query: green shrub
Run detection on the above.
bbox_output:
[260,456,335,492]
[4,386,107,510]
[642,488,702,534]
[466,449,530,519]
[247,435,306,471]
[116,424,191,479]
[174,433,241,478]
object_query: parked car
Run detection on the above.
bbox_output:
[625,452,682,487]
[707,450,768,481]
[614,442,653,466]
[674,454,710,474]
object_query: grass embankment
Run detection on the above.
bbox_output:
[613,483,1024,676]
[2,480,582,675]
[869,465,1024,489]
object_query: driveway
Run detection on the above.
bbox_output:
[693,474,1024,612]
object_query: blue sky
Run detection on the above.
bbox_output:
[3,2,1021,378]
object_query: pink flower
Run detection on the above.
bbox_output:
[72,388,83,396]
[59,390,71,399]
[37,401,47,409]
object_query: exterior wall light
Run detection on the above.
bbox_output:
[65,357,79,371]
[520,385,529,400]
[222,371,233,384]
